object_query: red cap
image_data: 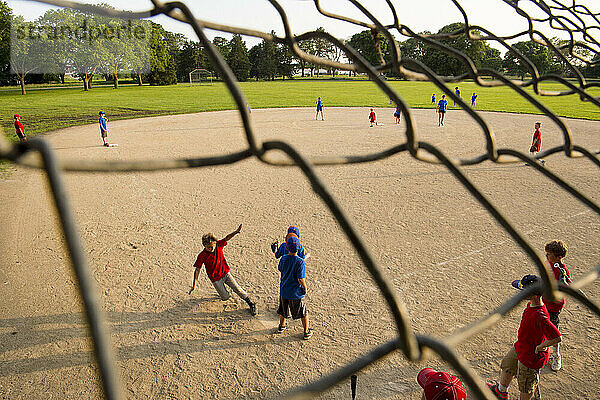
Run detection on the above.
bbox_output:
[14,114,20,118]
[417,368,467,400]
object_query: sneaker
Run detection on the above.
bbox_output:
[249,302,257,316]
[551,353,561,371]
[276,324,287,334]
[540,159,546,166]
[303,328,313,340]
[486,382,509,400]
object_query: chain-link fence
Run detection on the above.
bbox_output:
[1,1,599,399]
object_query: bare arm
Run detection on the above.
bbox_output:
[298,278,307,294]
[189,268,200,294]
[222,224,242,242]
[535,336,562,353]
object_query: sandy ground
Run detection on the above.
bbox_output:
[1,107,599,399]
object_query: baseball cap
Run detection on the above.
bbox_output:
[14,114,20,118]
[287,226,300,238]
[99,111,105,115]
[511,274,540,291]
[417,368,466,400]
[286,236,300,254]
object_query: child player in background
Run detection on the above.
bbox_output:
[471,92,478,107]
[315,97,324,120]
[529,122,545,166]
[394,104,401,124]
[98,111,109,147]
[436,95,448,126]
[13,114,27,142]
[454,86,461,106]
[431,94,436,104]
[369,108,377,127]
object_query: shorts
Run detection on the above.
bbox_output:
[438,110,446,114]
[394,112,400,118]
[277,297,307,320]
[212,272,248,301]
[16,131,25,140]
[316,106,322,111]
[500,347,539,394]
[549,311,560,328]
[100,130,108,138]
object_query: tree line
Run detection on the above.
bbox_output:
[1,1,598,95]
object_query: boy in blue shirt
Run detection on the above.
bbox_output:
[454,87,460,106]
[315,97,324,120]
[431,94,436,104]
[271,226,307,259]
[276,236,312,340]
[471,92,478,107]
[98,111,109,147]
[436,95,448,126]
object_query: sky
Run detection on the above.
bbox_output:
[7,0,600,53]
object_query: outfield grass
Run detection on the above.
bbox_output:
[1,79,599,139]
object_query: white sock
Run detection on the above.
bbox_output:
[498,384,507,392]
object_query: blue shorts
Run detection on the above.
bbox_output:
[316,106,322,111]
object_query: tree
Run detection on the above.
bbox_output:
[226,34,250,81]
[0,1,12,85]
[296,40,314,77]
[248,43,262,80]
[348,29,390,68]
[503,40,555,79]
[146,22,176,85]
[260,37,278,80]
[277,43,294,79]
[176,39,204,82]
[420,23,501,77]
[10,16,45,94]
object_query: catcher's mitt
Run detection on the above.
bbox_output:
[270,241,278,253]
[530,145,537,153]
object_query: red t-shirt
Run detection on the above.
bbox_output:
[193,239,230,282]
[514,303,561,369]
[542,262,571,313]
[14,120,24,134]
[532,129,541,151]
[369,111,376,122]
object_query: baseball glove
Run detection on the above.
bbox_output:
[530,145,537,153]
[270,241,278,253]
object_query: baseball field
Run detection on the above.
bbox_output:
[1,97,599,398]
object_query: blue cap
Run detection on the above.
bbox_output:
[286,236,300,254]
[511,274,541,294]
[287,226,300,238]
[99,111,105,115]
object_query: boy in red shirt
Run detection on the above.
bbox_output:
[189,224,257,316]
[529,122,545,166]
[14,114,27,142]
[369,108,377,127]
[487,275,561,400]
[542,240,571,371]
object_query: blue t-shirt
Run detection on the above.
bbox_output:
[471,94,477,101]
[99,116,108,131]
[431,95,435,102]
[455,89,460,96]
[395,105,401,115]
[316,99,323,110]
[278,254,306,299]
[275,242,305,259]
[438,99,447,111]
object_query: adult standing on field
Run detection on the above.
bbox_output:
[315,97,324,120]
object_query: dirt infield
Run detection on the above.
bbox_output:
[1,107,599,399]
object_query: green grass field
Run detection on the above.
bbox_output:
[1,79,599,139]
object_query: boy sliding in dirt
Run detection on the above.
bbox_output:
[189,224,257,316]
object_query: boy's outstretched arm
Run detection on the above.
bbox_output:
[189,268,200,294]
[222,224,242,242]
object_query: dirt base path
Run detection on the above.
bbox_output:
[1,107,599,399]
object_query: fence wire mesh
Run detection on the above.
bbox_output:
[1,0,600,399]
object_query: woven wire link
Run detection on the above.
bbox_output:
[1,0,600,399]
